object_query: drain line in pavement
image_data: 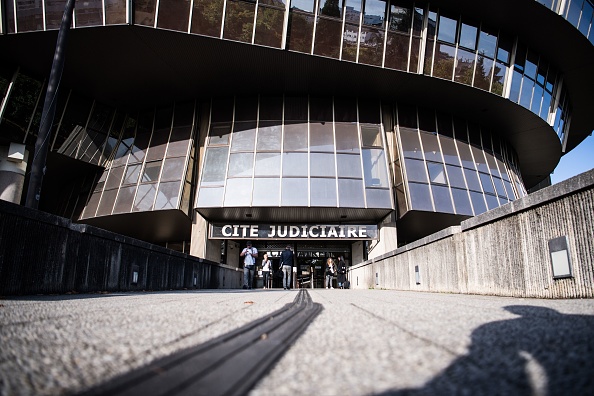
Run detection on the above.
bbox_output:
[81,289,322,396]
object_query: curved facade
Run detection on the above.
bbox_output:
[0,0,593,274]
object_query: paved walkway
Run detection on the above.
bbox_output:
[1,289,593,396]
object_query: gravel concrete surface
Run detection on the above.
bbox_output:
[1,289,593,396]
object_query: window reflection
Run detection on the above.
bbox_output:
[311,178,337,206]
[224,0,256,43]
[157,0,191,31]
[191,0,224,37]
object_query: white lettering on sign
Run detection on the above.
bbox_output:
[211,224,377,239]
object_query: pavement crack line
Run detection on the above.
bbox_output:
[79,289,322,396]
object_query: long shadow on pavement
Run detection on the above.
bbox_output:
[376,305,594,395]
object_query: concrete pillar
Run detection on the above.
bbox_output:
[0,143,29,204]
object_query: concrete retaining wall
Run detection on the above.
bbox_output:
[0,200,242,296]
[350,169,594,299]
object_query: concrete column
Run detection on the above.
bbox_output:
[0,143,29,204]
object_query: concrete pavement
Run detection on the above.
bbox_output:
[1,289,593,395]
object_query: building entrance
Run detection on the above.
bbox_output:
[250,241,351,289]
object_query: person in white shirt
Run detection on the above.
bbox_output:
[261,253,272,289]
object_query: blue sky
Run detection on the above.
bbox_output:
[550,133,594,184]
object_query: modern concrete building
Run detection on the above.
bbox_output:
[0,0,593,287]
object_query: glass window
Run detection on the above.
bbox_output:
[133,183,157,211]
[75,0,104,27]
[292,0,315,12]
[431,185,453,213]
[457,142,474,169]
[420,132,441,162]
[157,0,191,31]
[310,122,334,152]
[427,162,446,184]
[231,122,257,151]
[338,179,365,207]
[123,164,142,185]
[255,6,285,48]
[493,177,506,198]
[366,188,392,208]
[311,178,337,206]
[314,17,343,59]
[161,157,186,181]
[477,29,496,58]
[409,182,433,211]
[255,152,281,176]
[491,61,507,96]
[464,168,481,191]
[364,0,384,26]
[284,122,309,151]
[167,127,191,157]
[142,161,162,183]
[135,0,157,26]
[342,22,359,63]
[485,194,499,210]
[433,43,455,80]
[335,123,360,152]
[451,187,473,215]
[201,146,230,186]
[287,11,315,53]
[578,2,593,36]
[223,0,255,43]
[224,178,253,206]
[454,48,476,86]
[319,0,342,17]
[469,191,486,215]
[146,131,170,162]
[358,27,385,67]
[404,158,428,183]
[566,0,582,26]
[209,124,232,145]
[106,0,127,24]
[105,167,125,190]
[471,145,489,173]
[400,129,423,159]
[385,32,410,71]
[45,0,67,29]
[228,152,254,177]
[437,15,457,44]
[190,0,223,37]
[311,153,336,177]
[97,189,118,216]
[196,186,224,207]
[337,153,362,178]
[479,172,495,194]
[496,33,513,64]
[361,125,382,147]
[439,137,459,165]
[154,181,181,209]
[445,164,465,188]
[281,178,309,205]
[252,178,281,206]
[362,149,388,187]
[389,2,411,33]
[474,55,494,91]
[113,185,136,214]
[282,152,308,176]
[459,22,477,50]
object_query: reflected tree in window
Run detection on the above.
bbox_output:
[320,0,341,17]
[191,0,224,37]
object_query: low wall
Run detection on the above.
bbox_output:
[350,169,594,299]
[0,200,242,296]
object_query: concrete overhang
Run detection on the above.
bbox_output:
[0,0,591,189]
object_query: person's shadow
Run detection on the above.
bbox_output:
[377,305,594,395]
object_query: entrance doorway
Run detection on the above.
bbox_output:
[249,241,351,289]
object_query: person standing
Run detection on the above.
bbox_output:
[279,245,294,290]
[240,241,258,289]
[337,256,347,288]
[261,253,272,289]
[325,257,336,289]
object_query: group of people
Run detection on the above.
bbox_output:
[241,242,348,290]
[241,243,294,290]
[324,256,348,289]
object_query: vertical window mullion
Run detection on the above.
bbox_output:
[311,0,319,54]
[220,0,228,39]
[332,97,339,207]
[252,0,259,44]
[221,96,236,204]
[355,0,362,63]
